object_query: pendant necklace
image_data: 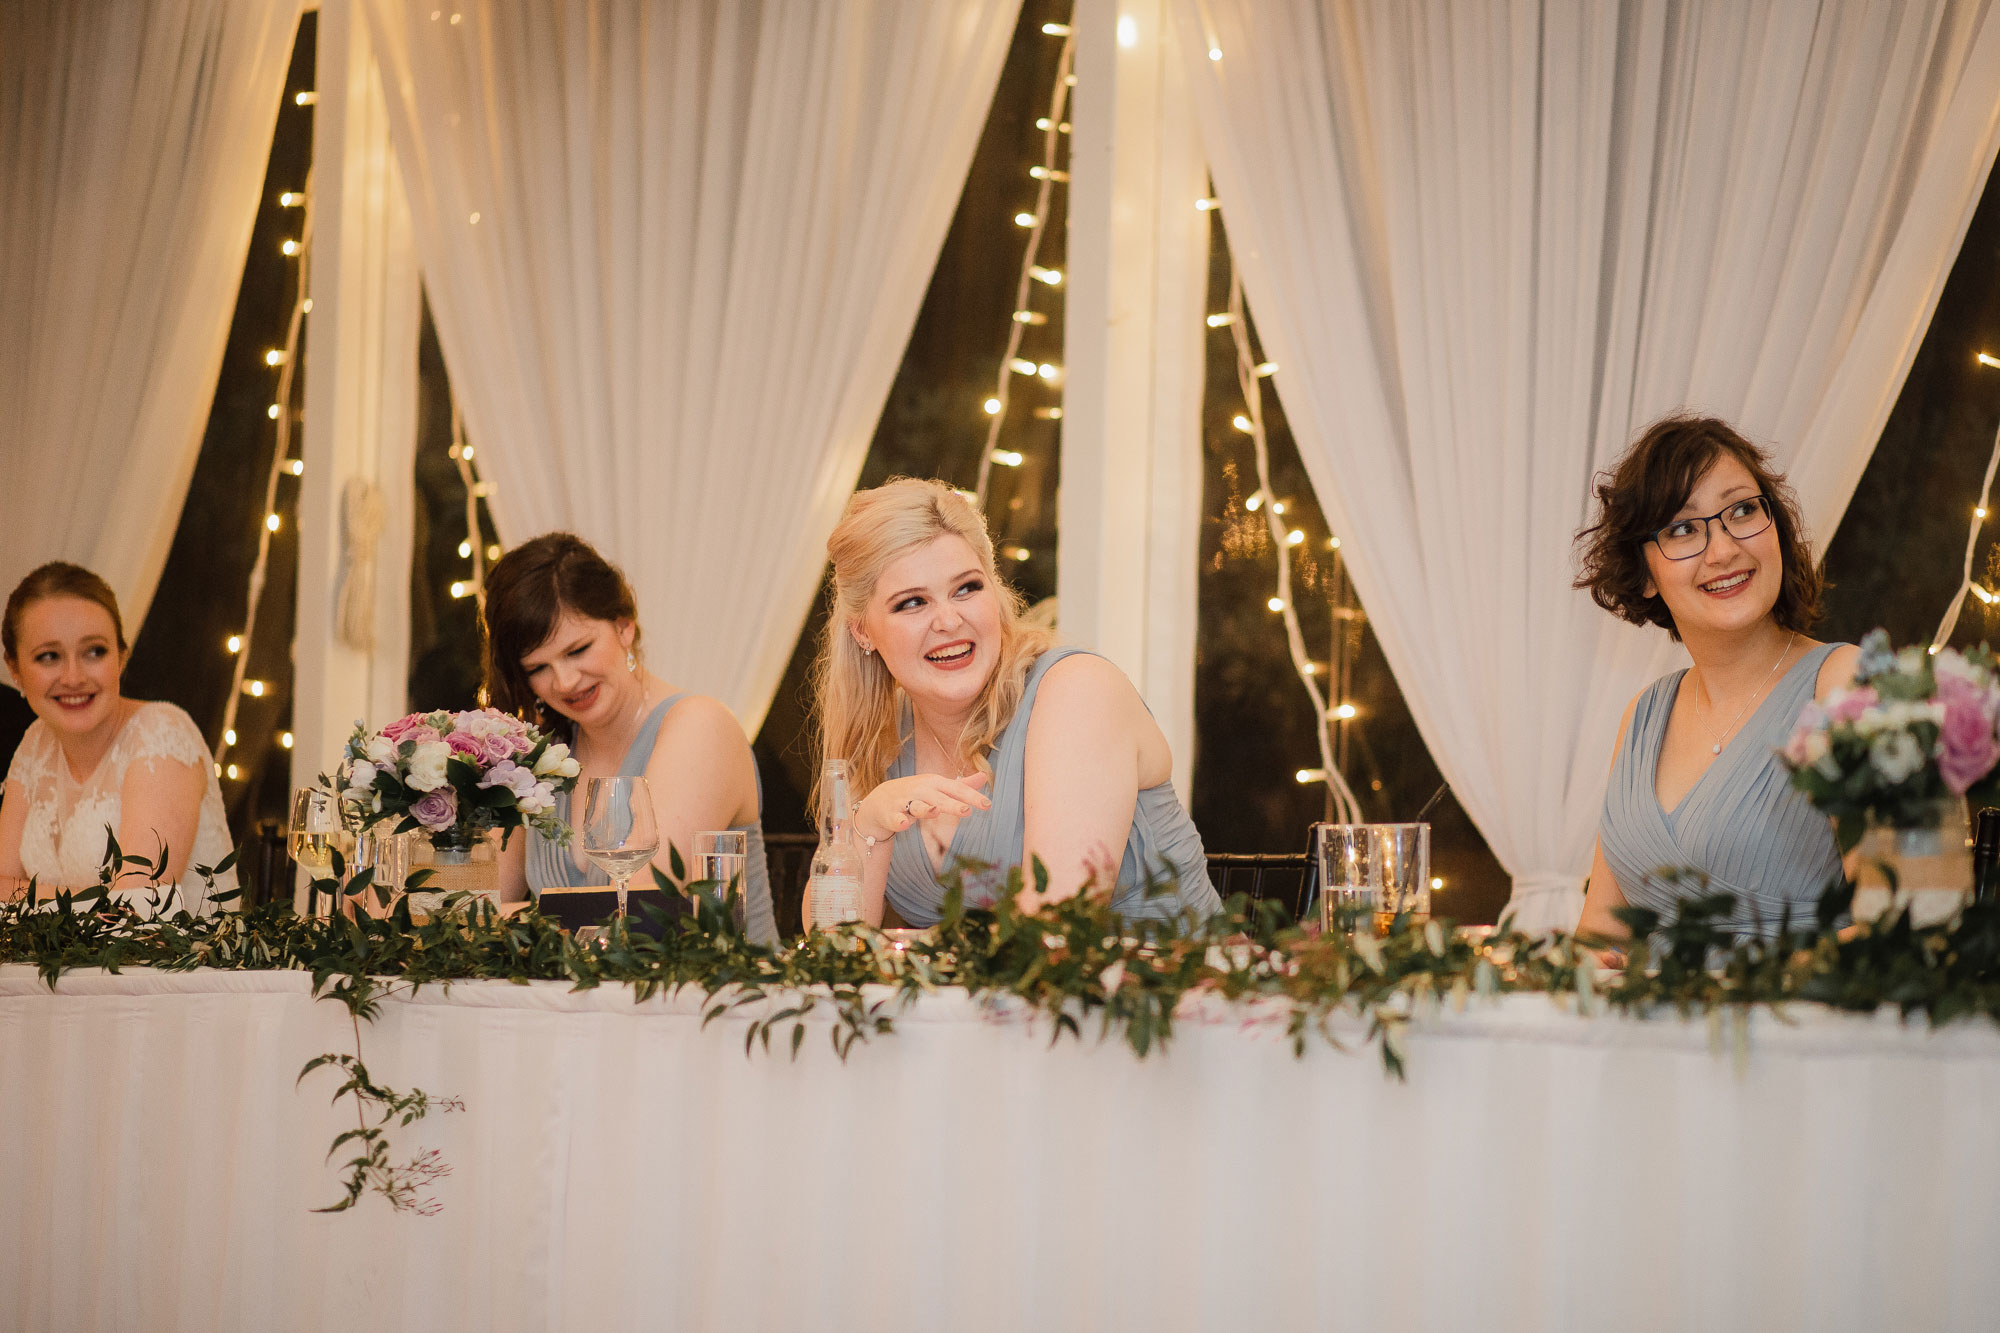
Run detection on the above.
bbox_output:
[1694,631,1796,756]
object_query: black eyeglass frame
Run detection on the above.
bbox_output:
[1648,495,1775,561]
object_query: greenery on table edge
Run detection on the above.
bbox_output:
[8,844,2000,1214]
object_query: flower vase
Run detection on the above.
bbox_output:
[1851,798,1972,928]
[408,831,499,920]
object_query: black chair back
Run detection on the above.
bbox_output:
[763,831,817,938]
[1204,851,1314,920]
[237,819,295,910]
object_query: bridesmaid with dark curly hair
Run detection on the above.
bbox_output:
[1573,415,1857,949]
[480,534,776,944]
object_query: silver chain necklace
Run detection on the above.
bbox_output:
[1693,631,1796,756]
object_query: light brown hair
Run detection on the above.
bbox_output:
[3,561,128,663]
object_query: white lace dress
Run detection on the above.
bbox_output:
[4,702,236,914]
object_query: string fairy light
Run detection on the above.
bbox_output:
[447,400,496,610]
[974,17,1074,508]
[1217,262,1363,824]
[215,169,314,771]
[1930,353,2000,651]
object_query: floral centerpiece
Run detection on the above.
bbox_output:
[333,709,582,863]
[1780,630,2000,924]
[1780,630,2000,848]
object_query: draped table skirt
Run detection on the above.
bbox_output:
[4,964,1999,1332]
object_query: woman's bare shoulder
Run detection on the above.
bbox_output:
[1813,642,1861,699]
[1034,651,1139,713]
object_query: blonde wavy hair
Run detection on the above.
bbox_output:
[812,477,1051,814]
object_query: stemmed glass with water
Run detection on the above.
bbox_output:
[579,776,660,922]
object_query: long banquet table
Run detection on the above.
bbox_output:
[4,962,2000,1332]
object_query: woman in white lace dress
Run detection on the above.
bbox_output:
[0,563,234,913]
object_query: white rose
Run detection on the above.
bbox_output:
[532,742,572,778]
[365,735,397,766]
[1869,730,1925,785]
[343,761,378,800]
[405,740,451,792]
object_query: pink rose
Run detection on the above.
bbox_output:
[1937,676,2000,794]
[480,733,518,766]
[1782,702,1826,766]
[381,713,432,744]
[446,731,486,762]
[410,787,458,832]
[1824,686,1877,726]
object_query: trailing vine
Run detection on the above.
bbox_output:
[9,848,2000,1210]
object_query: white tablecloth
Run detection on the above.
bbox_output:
[4,963,1999,1332]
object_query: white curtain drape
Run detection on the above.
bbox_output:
[0,0,300,628]
[362,0,1022,730]
[1170,0,2000,929]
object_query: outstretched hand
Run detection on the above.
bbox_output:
[856,771,992,844]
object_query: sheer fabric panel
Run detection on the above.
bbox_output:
[362,0,1022,730]
[0,0,301,625]
[1170,0,2000,929]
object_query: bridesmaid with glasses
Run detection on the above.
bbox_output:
[1572,414,1858,953]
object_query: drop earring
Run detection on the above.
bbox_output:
[626,648,638,673]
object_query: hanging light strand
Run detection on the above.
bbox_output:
[974,23,1074,508]
[1223,263,1363,824]
[449,401,492,612]
[1931,366,2000,652]
[216,172,314,768]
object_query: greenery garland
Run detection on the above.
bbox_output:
[8,848,2000,1213]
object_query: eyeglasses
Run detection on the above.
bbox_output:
[1650,495,1774,560]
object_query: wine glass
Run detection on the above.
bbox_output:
[694,829,748,931]
[289,788,353,917]
[580,776,660,923]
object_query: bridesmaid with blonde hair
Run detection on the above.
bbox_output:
[808,478,1218,927]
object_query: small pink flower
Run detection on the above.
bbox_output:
[1783,702,1827,766]
[1824,686,1877,726]
[381,713,432,744]
[1937,675,2000,794]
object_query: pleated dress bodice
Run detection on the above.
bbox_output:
[883,647,1221,927]
[526,694,777,946]
[1600,642,1844,936]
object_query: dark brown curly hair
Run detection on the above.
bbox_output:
[1573,413,1823,642]
[480,533,640,739]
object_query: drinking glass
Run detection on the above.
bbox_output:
[579,776,660,922]
[352,828,412,912]
[694,829,749,931]
[1311,823,1430,935]
[289,788,353,917]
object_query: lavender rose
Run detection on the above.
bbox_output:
[411,786,459,832]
